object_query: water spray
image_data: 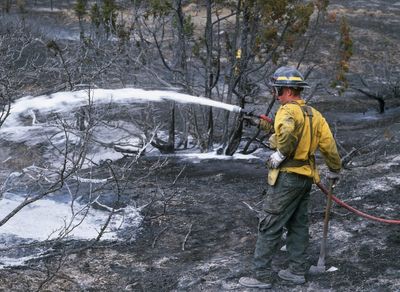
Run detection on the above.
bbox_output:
[3,88,274,129]
[159,91,273,123]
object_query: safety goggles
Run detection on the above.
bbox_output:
[270,86,284,97]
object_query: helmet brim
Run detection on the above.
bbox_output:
[269,81,310,89]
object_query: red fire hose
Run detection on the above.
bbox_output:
[316,182,400,224]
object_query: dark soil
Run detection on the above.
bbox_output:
[1,118,400,292]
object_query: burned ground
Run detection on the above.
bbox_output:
[1,100,400,291]
[1,0,400,291]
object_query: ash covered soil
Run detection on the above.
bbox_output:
[1,100,400,292]
[1,0,400,291]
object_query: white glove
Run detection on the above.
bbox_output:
[268,150,286,169]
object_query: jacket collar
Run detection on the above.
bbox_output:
[286,99,305,106]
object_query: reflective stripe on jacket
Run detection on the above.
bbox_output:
[274,99,341,182]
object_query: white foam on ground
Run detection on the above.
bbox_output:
[0,193,142,242]
[327,266,338,272]
[0,255,38,269]
[168,151,259,162]
[0,192,142,269]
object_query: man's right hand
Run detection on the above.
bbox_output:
[259,114,273,123]
[268,150,286,168]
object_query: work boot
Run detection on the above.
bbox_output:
[239,277,272,289]
[278,269,306,284]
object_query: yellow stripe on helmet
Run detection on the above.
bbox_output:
[276,76,303,81]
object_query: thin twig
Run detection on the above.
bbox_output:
[242,201,258,214]
[172,165,186,186]
[152,227,168,248]
[182,223,193,251]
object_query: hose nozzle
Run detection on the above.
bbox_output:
[231,106,273,123]
[231,106,244,114]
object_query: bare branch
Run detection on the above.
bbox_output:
[181,223,193,251]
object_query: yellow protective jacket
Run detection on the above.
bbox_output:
[270,99,341,183]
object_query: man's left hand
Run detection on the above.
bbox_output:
[268,150,286,168]
[327,170,340,186]
[243,116,260,127]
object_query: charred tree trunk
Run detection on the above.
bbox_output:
[205,0,214,151]
[221,0,242,148]
[3,0,12,13]
[151,103,176,154]
[224,118,244,156]
[168,103,176,149]
[224,1,252,155]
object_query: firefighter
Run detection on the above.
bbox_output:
[239,66,342,289]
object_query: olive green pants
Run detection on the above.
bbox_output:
[254,172,312,278]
